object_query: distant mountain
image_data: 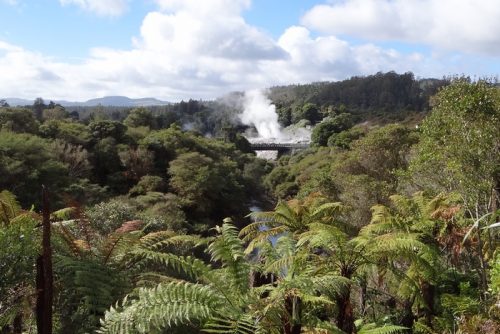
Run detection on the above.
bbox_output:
[72,96,170,107]
[3,96,170,107]
[2,98,33,106]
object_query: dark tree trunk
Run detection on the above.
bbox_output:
[12,314,22,334]
[336,266,356,333]
[36,186,53,334]
[400,299,415,334]
[360,278,367,317]
[336,290,355,334]
[421,282,435,328]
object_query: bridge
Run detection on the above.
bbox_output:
[250,142,310,157]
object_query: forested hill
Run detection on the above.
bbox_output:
[268,71,449,125]
[1,72,449,137]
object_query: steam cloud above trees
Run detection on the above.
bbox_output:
[240,90,283,139]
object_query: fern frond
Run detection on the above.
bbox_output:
[413,321,436,334]
[54,221,85,257]
[297,292,334,307]
[297,223,347,250]
[239,220,272,241]
[98,281,224,333]
[55,256,129,315]
[264,255,295,275]
[310,202,344,220]
[100,232,140,264]
[203,313,258,334]
[358,323,407,334]
[370,233,428,256]
[0,190,21,225]
[139,231,207,251]
[51,207,77,221]
[303,319,345,334]
[244,226,287,254]
[247,211,292,229]
[131,248,211,281]
[311,275,351,298]
[208,223,250,293]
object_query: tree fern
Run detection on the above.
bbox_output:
[98,281,224,333]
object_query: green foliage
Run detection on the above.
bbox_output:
[293,102,322,124]
[51,139,91,178]
[55,256,131,333]
[40,120,91,146]
[98,222,252,333]
[0,107,39,133]
[356,192,465,330]
[0,190,21,224]
[52,215,145,333]
[169,151,246,222]
[407,79,500,215]
[357,323,407,334]
[99,281,224,333]
[42,105,69,121]
[63,178,109,205]
[269,72,447,125]
[0,131,69,207]
[327,126,365,149]
[119,146,154,182]
[0,192,39,328]
[86,200,137,236]
[311,113,354,146]
[89,120,127,141]
[123,107,154,128]
[137,193,187,232]
[91,137,125,189]
[129,175,165,196]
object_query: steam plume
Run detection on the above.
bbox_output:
[240,89,282,139]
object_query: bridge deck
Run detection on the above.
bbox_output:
[250,142,310,151]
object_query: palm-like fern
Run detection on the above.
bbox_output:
[355,192,459,330]
[54,217,141,333]
[99,281,225,333]
[99,221,265,334]
[240,194,344,254]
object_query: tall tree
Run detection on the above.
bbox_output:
[33,98,46,121]
[408,79,499,217]
[407,79,500,295]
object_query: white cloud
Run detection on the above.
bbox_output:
[154,0,251,14]
[0,0,490,101]
[301,0,500,56]
[59,0,129,17]
[2,0,20,5]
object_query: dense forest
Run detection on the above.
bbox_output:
[0,74,499,334]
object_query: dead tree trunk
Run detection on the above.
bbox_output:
[36,186,53,334]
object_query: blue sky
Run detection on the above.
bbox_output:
[0,0,320,58]
[0,0,499,101]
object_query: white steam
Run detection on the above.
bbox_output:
[240,89,282,139]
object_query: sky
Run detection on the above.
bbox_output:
[0,0,499,101]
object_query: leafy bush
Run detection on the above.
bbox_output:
[85,199,136,235]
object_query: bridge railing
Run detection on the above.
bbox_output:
[250,143,310,150]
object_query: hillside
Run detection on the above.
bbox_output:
[268,71,449,125]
